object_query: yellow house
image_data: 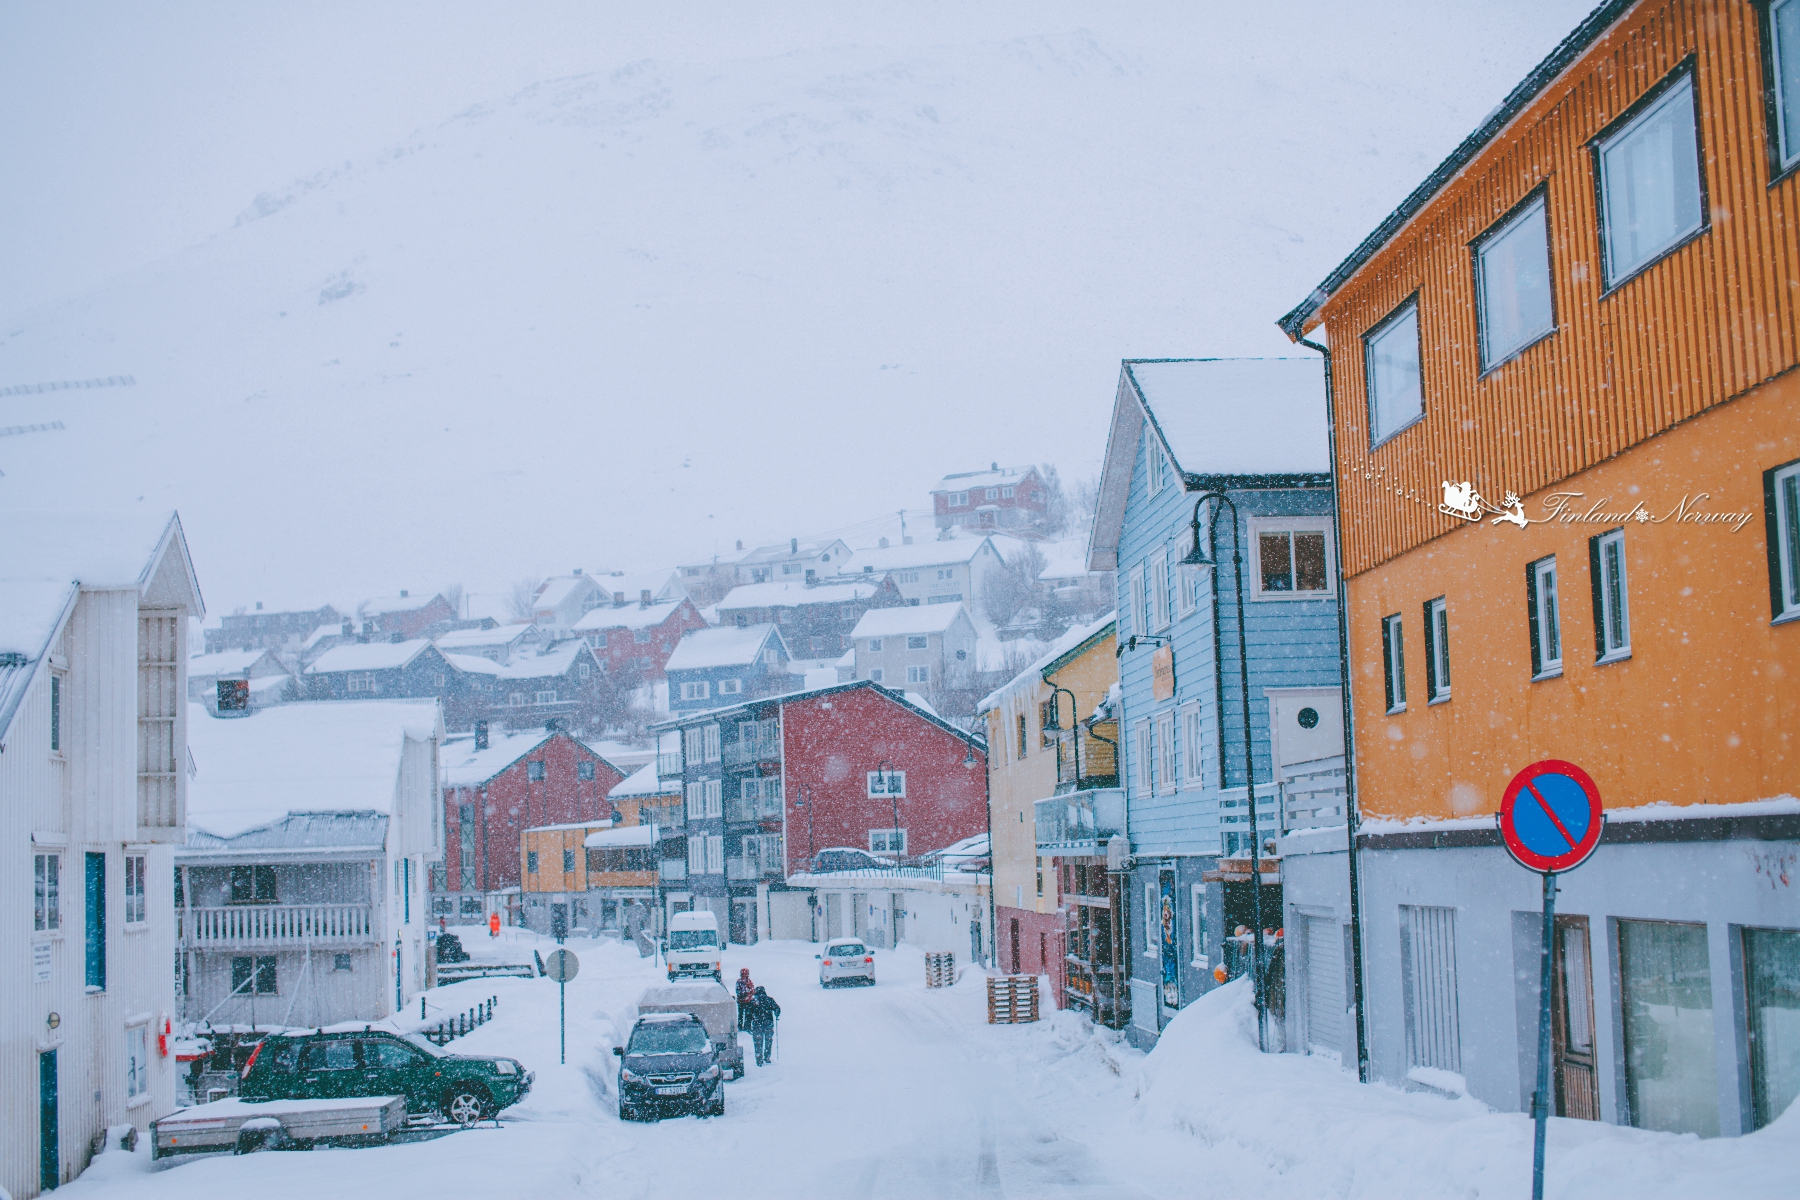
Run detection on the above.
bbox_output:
[980,615,1118,1019]
[520,784,665,938]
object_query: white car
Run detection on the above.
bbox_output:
[816,939,876,987]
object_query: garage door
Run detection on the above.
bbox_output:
[1304,915,1343,1055]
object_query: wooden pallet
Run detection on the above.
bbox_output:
[987,974,1040,1024]
[924,951,955,989]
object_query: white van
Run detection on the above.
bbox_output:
[666,909,723,980]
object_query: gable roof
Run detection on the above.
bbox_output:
[609,760,679,801]
[977,613,1117,714]
[304,638,436,674]
[572,597,693,633]
[433,623,537,652]
[532,574,597,611]
[664,624,786,671]
[188,647,280,678]
[1088,359,1329,571]
[932,464,1039,492]
[594,570,685,603]
[840,536,997,574]
[851,603,971,639]
[486,639,595,680]
[360,592,444,616]
[1277,0,1639,340]
[0,510,204,743]
[186,699,441,838]
[650,677,984,751]
[717,578,881,611]
[737,538,850,566]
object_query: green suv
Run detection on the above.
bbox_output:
[240,1030,532,1125]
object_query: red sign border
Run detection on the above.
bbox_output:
[1499,759,1603,874]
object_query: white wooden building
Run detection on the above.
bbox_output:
[0,511,204,1198]
[178,700,443,1031]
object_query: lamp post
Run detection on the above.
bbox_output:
[1041,686,1081,787]
[875,759,899,860]
[794,785,816,860]
[1178,491,1269,1052]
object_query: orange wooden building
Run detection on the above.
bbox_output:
[1279,0,1798,1138]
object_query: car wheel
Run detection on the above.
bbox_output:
[618,1103,635,1122]
[711,1088,726,1117]
[443,1085,491,1127]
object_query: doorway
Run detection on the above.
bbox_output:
[892,894,905,946]
[1010,918,1021,974]
[825,893,843,939]
[1553,915,1599,1120]
[852,893,868,940]
[730,900,754,946]
[40,1048,58,1191]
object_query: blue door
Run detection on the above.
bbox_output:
[40,1048,58,1190]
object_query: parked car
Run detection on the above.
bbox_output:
[810,847,894,873]
[816,938,876,987]
[613,1013,725,1120]
[666,909,723,981]
[240,1029,532,1125]
[434,933,471,963]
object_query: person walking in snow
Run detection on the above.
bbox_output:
[746,985,781,1066]
[735,968,756,1031]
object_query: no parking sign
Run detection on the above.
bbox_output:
[1499,759,1603,874]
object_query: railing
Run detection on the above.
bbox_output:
[723,737,781,768]
[1034,788,1125,852]
[656,753,684,778]
[659,859,688,882]
[1279,755,1347,831]
[641,806,685,830]
[725,793,782,825]
[725,856,756,882]
[181,904,375,946]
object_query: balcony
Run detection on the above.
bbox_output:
[726,855,786,882]
[1034,788,1125,855]
[659,859,688,883]
[657,753,684,778]
[180,904,374,948]
[725,793,782,825]
[723,736,781,769]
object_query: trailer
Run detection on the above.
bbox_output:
[635,981,746,1079]
[150,1095,408,1158]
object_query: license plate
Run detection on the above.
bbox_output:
[655,1086,687,1096]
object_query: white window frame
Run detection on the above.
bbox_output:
[1150,550,1170,631]
[1144,881,1160,958]
[1771,0,1800,173]
[948,491,969,507]
[686,782,706,821]
[1128,566,1146,639]
[868,637,883,652]
[1770,460,1800,623]
[687,837,705,875]
[704,724,721,761]
[1156,711,1177,795]
[867,769,906,798]
[704,778,722,818]
[1382,613,1407,714]
[50,670,64,754]
[1181,704,1205,787]
[124,853,147,926]
[1190,883,1209,969]
[718,678,742,695]
[1529,555,1564,678]
[125,1021,151,1103]
[906,665,930,685]
[534,689,557,704]
[680,680,710,702]
[1146,432,1169,496]
[1593,529,1632,663]
[705,835,724,875]
[868,668,884,683]
[35,851,61,932]
[1424,597,1451,704]
[1175,529,1199,616]
[1248,516,1337,600]
[1595,69,1706,290]
[1001,486,1016,499]
[906,635,929,650]
[1364,297,1425,446]
[1475,190,1556,370]
[1134,719,1154,795]
[869,829,907,855]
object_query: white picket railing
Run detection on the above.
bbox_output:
[180,904,375,946]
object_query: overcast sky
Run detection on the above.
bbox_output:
[0,2,1598,616]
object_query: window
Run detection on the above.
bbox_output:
[704,778,722,818]
[562,848,575,873]
[347,672,375,692]
[1766,0,1800,176]
[534,689,557,704]
[1381,614,1407,713]
[1591,529,1631,661]
[528,760,546,781]
[126,1023,150,1101]
[1190,884,1208,968]
[763,648,779,666]
[508,692,526,707]
[1423,597,1451,703]
[34,853,60,931]
[897,571,920,584]
[936,569,953,581]
[334,952,353,972]
[1252,521,1333,597]
[869,829,907,854]
[578,760,596,781]
[1398,905,1462,1074]
[1364,298,1424,445]
[687,782,705,820]
[1144,881,1159,957]
[124,854,147,925]
[718,678,742,695]
[1527,556,1564,677]
[680,681,710,702]
[867,769,905,797]
[1595,69,1705,288]
[1134,720,1154,794]
[1128,566,1146,639]
[906,665,929,684]
[1619,920,1717,1136]
[868,668,884,683]
[687,837,705,876]
[1742,926,1800,1130]
[633,627,652,644]
[1182,705,1204,787]
[1001,486,1015,499]
[906,635,928,650]
[50,672,61,752]
[1143,710,1172,793]
[1474,190,1555,369]
[705,835,724,875]
[230,864,277,905]
[703,724,721,761]
[1768,459,1800,622]
[868,637,883,652]
[1017,712,1029,759]
[948,491,969,507]
[985,488,999,501]
[231,955,278,996]
[1150,551,1170,630]
[1146,433,1169,495]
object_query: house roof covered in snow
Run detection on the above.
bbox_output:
[664,624,783,671]
[931,464,1038,492]
[851,603,970,639]
[304,638,434,674]
[584,824,658,849]
[189,647,279,678]
[184,811,390,855]
[532,574,594,611]
[573,598,689,633]
[977,613,1116,714]
[649,678,983,752]
[481,639,593,680]
[302,623,347,650]
[737,538,849,565]
[841,536,997,575]
[593,570,684,602]
[360,592,443,615]
[717,578,880,611]
[433,623,534,653]
[186,700,441,838]
[609,761,679,801]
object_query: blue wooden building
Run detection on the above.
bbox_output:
[1087,358,1345,1049]
[662,624,797,715]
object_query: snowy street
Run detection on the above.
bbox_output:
[59,930,1796,1200]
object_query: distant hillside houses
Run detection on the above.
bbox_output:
[849,603,979,692]
[735,537,852,585]
[840,535,1007,612]
[205,601,343,654]
[187,647,293,713]
[573,595,707,681]
[664,624,796,713]
[716,575,905,668]
[357,590,456,639]
[931,463,1048,532]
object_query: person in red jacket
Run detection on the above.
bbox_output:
[735,968,755,1031]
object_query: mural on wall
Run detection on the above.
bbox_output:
[1159,870,1179,1009]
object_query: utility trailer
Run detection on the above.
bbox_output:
[151,1095,408,1158]
[636,981,746,1079]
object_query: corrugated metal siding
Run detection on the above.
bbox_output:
[1320,0,1800,578]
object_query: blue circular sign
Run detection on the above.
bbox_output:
[1498,759,1603,874]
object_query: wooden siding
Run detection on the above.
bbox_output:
[1317,0,1800,578]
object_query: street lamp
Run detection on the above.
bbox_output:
[876,759,899,860]
[1179,491,1270,1053]
[793,785,817,860]
[1041,686,1080,787]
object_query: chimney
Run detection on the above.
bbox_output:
[474,720,489,751]
[390,631,405,643]
[736,540,744,551]
[341,620,353,636]
[790,537,798,554]
[640,589,652,607]
[255,601,263,611]
[573,567,583,575]
[903,535,914,545]
[400,590,409,598]
[990,461,998,471]
[879,537,889,549]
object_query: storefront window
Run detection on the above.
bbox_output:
[1619,920,1717,1136]
[1744,927,1800,1131]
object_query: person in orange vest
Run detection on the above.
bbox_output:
[488,910,501,938]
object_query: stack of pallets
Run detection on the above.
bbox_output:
[924,951,955,988]
[986,974,1040,1024]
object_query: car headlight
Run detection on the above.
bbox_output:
[619,1068,643,1084]
[699,1065,721,1082]
[494,1060,517,1076]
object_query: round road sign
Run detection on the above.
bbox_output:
[544,948,580,983]
[1499,759,1603,874]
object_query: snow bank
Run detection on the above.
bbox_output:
[1128,978,1798,1200]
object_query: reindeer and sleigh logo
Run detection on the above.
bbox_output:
[1439,480,1532,529]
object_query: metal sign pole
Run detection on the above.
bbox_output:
[1531,870,1556,1200]
[559,977,566,1065]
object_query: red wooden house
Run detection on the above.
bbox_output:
[433,728,627,920]
[572,596,708,682]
